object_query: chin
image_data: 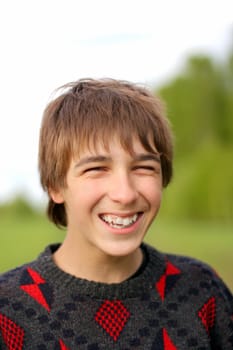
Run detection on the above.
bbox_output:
[99,239,142,258]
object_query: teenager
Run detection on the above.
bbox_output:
[0,79,232,349]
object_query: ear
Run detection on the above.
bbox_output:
[49,188,65,204]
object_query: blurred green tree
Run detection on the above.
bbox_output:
[0,196,39,219]
[159,55,233,156]
[158,53,233,221]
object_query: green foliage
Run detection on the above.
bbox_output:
[0,212,63,271]
[0,196,39,219]
[160,142,233,221]
[157,52,233,221]
[159,54,233,154]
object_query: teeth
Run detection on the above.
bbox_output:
[101,214,138,228]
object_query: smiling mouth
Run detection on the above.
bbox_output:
[99,213,142,229]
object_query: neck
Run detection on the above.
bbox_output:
[53,235,143,284]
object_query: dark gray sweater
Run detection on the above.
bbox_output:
[0,243,232,349]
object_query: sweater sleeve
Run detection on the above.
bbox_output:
[210,272,233,349]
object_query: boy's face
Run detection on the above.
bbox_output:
[51,137,162,258]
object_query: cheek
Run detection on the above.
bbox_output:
[148,189,162,208]
[139,178,162,203]
[69,183,104,211]
[83,182,106,203]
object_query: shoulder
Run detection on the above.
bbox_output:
[166,252,229,287]
[0,263,34,319]
[0,262,36,297]
[145,242,216,276]
[165,251,217,278]
[0,247,56,320]
[145,243,233,304]
[0,245,54,297]
[167,252,233,309]
[1,264,28,285]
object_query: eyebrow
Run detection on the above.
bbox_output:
[74,153,161,169]
[134,153,161,163]
[74,156,111,168]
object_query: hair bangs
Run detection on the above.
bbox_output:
[68,94,159,159]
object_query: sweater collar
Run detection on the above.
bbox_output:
[35,243,166,299]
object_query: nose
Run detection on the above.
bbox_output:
[108,171,139,205]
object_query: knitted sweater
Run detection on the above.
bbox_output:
[0,243,232,349]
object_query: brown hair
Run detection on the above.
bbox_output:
[39,78,173,227]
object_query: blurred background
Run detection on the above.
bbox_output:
[0,0,232,291]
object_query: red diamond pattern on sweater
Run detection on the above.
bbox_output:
[156,261,181,301]
[95,300,130,341]
[198,296,216,334]
[0,313,24,350]
[20,267,52,312]
[59,339,70,350]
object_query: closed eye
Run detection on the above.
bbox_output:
[133,165,161,174]
[83,166,108,173]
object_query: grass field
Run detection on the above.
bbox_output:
[0,214,232,291]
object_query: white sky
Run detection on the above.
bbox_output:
[0,0,232,204]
